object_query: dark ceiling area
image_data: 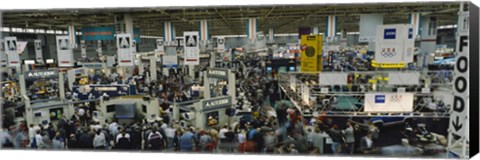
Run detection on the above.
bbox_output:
[1,2,464,36]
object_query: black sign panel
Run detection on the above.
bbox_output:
[202,96,232,111]
[207,68,229,79]
[25,70,58,80]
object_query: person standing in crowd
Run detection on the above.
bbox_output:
[165,124,176,150]
[147,127,163,150]
[67,134,78,149]
[342,121,355,154]
[93,129,107,149]
[360,131,379,154]
[52,132,65,149]
[180,128,195,152]
[328,125,344,154]
[115,129,131,150]
[198,130,212,152]
[311,127,325,154]
[30,129,44,149]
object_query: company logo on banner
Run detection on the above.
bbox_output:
[217,37,225,53]
[5,37,21,67]
[25,70,58,80]
[183,31,200,65]
[116,33,134,66]
[80,40,87,58]
[56,35,74,67]
[81,26,115,41]
[383,28,396,39]
[34,40,43,62]
[364,93,414,112]
[300,35,323,72]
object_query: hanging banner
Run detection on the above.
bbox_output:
[217,36,225,53]
[133,28,141,43]
[80,40,87,58]
[34,40,43,62]
[68,25,77,48]
[156,38,164,52]
[132,40,137,53]
[364,92,414,112]
[300,35,323,72]
[448,11,469,139]
[56,36,74,67]
[0,39,6,66]
[97,40,103,56]
[81,26,115,41]
[5,37,20,67]
[183,31,200,65]
[116,33,134,66]
[16,41,28,54]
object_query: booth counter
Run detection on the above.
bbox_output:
[97,96,160,125]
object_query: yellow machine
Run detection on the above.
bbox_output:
[300,35,323,72]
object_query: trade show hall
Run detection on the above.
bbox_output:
[0,1,473,159]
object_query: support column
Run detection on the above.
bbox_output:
[268,28,274,43]
[59,73,66,100]
[203,71,210,99]
[164,22,175,46]
[188,65,194,79]
[246,18,258,43]
[124,14,134,36]
[326,16,337,42]
[409,13,421,39]
[67,24,76,49]
[312,27,319,35]
[150,57,157,82]
[419,16,437,54]
[199,19,209,42]
[359,14,384,51]
[227,69,236,104]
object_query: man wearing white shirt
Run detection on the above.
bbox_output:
[164,126,176,150]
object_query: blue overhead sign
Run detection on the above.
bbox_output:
[81,26,115,41]
[383,28,396,39]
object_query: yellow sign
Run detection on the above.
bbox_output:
[300,35,323,72]
[371,60,405,68]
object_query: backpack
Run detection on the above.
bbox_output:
[117,136,130,149]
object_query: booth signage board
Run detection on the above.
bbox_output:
[374,24,414,66]
[4,37,21,67]
[448,11,469,138]
[117,33,134,66]
[25,70,58,80]
[320,87,329,94]
[34,40,43,62]
[78,62,103,68]
[300,35,323,72]
[80,40,87,58]
[81,26,115,41]
[184,31,200,65]
[106,56,115,67]
[319,72,348,85]
[162,55,178,68]
[156,38,164,52]
[387,72,420,85]
[56,35,75,67]
[217,36,226,53]
[207,68,229,79]
[73,84,129,100]
[0,39,7,66]
[364,92,414,112]
[202,96,232,111]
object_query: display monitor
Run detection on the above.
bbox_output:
[115,103,136,119]
[289,66,296,71]
[267,67,272,72]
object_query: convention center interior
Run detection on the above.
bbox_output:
[0,1,478,159]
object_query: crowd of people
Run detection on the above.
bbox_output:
[1,53,385,156]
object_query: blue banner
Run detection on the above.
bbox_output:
[134,28,141,43]
[375,95,386,104]
[81,26,115,41]
[383,28,396,39]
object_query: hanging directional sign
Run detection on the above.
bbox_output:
[156,38,164,52]
[183,31,200,65]
[34,40,43,62]
[56,35,75,67]
[0,39,6,66]
[448,11,469,139]
[217,36,226,53]
[5,37,21,67]
[117,33,134,66]
[80,40,87,58]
